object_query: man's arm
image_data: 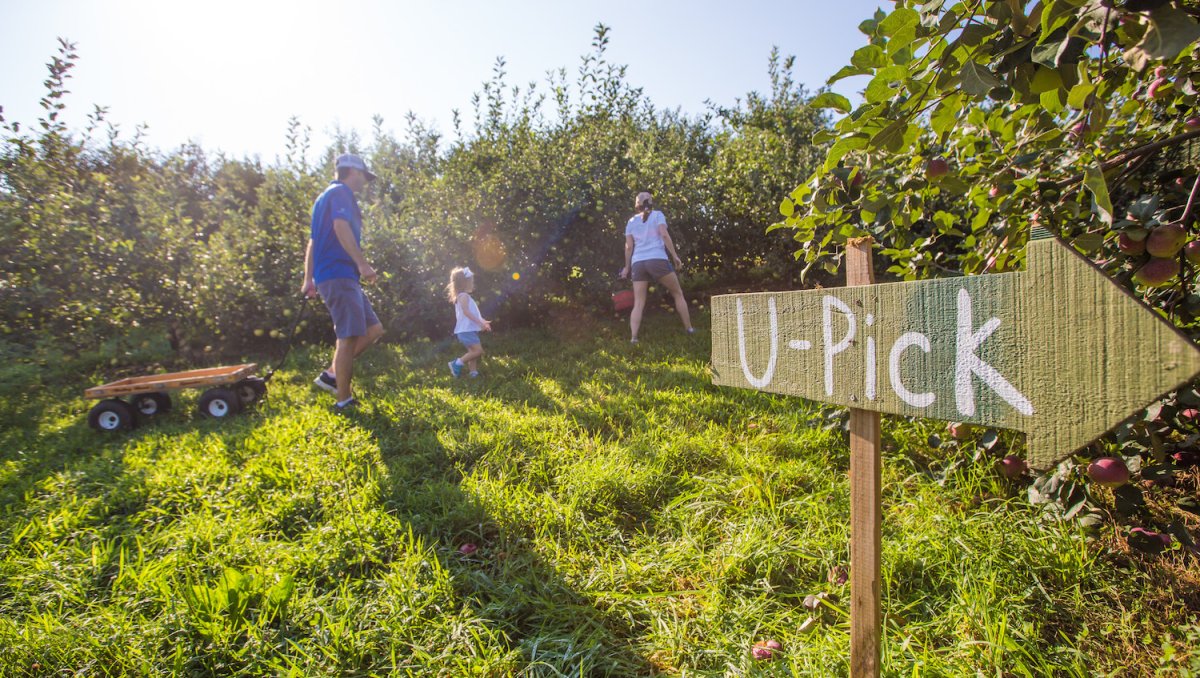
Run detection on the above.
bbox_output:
[301,239,316,296]
[332,218,377,283]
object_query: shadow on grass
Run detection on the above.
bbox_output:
[343,403,663,676]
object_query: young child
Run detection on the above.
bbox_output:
[447,266,491,378]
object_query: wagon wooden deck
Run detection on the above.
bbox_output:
[84,363,258,399]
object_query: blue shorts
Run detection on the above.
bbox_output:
[456,331,481,347]
[317,278,380,339]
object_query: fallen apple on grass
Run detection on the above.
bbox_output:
[1087,457,1130,488]
[752,639,782,660]
[998,455,1027,478]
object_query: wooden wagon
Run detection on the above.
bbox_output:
[84,363,266,431]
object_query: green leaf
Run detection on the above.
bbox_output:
[1040,88,1065,114]
[1083,160,1114,226]
[1127,3,1200,62]
[827,65,866,85]
[960,61,1004,97]
[878,7,920,36]
[868,120,909,153]
[810,92,853,113]
[823,135,869,172]
[1067,83,1095,110]
[930,94,961,137]
[1073,231,1104,254]
[1030,66,1063,95]
[851,45,888,70]
[780,198,795,218]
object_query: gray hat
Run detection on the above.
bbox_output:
[335,153,376,181]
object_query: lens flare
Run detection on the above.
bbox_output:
[472,221,507,271]
[512,272,520,280]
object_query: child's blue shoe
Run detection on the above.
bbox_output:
[448,360,463,378]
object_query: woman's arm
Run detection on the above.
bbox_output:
[621,234,635,278]
[658,222,682,267]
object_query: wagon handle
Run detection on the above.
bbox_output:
[263,295,313,383]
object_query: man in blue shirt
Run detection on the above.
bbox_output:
[301,153,383,412]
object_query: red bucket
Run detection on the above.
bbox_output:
[612,289,634,313]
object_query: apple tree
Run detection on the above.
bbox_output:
[778,0,1200,546]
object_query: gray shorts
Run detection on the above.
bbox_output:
[632,258,675,282]
[317,278,380,339]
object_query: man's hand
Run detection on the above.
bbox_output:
[301,279,317,298]
[359,262,378,284]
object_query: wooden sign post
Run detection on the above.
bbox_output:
[846,238,881,677]
[710,234,1200,675]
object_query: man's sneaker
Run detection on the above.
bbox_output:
[334,397,359,413]
[314,371,337,394]
[448,360,463,378]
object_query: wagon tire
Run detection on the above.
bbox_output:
[197,388,243,419]
[88,399,137,432]
[131,392,172,418]
[234,378,267,407]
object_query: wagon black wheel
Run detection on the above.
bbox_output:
[197,387,243,419]
[131,392,172,417]
[88,399,137,432]
[234,378,267,406]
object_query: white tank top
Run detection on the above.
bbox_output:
[454,293,483,333]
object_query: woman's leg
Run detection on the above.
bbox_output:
[630,281,650,341]
[658,272,693,331]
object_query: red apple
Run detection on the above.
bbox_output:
[1119,233,1146,256]
[459,543,478,556]
[1187,117,1200,129]
[1133,257,1180,287]
[1128,527,1171,553]
[1069,121,1091,137]
[752,639,782,660]
[1185,241,1200,265]
[998,455,1027,478]
[926,157,950,179]
[947,422,972,439]
[1087,457,1130,488]
[1145,223,1188,257]
[1181,408,1200,421]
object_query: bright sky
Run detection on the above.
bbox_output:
[0,0,881,163]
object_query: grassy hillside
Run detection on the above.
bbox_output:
[1,312,1196,676]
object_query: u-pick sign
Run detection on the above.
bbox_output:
[711,236,1200,468]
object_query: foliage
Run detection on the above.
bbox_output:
[1,26,828,354]
[778,0,1200,533]
[0,315,1196,674]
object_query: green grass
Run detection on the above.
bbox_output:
[1,311,1197,676]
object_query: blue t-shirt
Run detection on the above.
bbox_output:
[310,181,363,283]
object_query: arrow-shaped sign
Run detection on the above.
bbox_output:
[711,237,1200,468]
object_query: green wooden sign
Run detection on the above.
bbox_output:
[711,237,1200,468]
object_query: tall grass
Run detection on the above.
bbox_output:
[0,311,1195,676]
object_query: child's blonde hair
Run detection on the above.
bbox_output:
[447,267,473,303]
